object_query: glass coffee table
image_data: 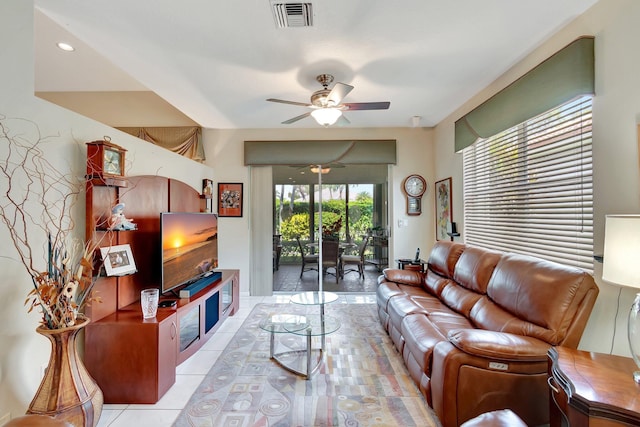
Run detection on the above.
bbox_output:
[259,291,340,379]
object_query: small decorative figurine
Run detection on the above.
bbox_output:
[108,203,137,231]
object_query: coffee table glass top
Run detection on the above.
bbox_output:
[284,315,341,337]
[290,291,339,306]
[259,314,309,334]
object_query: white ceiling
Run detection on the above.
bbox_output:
[33,0,598,129]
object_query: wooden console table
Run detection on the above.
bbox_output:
[548,346,640,426]
[85,269,239,404]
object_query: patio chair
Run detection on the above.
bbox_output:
[296,237,318,277]
[321,239,340,283]
[273,234,282,271]
[340,235,369,279]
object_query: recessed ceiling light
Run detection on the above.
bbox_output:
[56,42,75,52]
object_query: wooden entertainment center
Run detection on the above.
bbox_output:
[83,143,239,404]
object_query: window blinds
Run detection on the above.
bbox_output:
[463,96,593,272]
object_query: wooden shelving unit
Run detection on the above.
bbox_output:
[83,159,239,404]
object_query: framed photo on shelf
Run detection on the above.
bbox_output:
[100,244,137,276]
[202,178,214,212]
[218,182,243,217]
[435,177,452,241]
[202,179,213,197]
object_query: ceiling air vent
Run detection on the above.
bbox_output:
[271,2,313,28]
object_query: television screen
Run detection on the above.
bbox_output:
[160,212,218,294]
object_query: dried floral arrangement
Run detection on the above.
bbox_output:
[0,116,109,329]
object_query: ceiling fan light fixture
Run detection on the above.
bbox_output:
[310,166,331,174]
[311,108,342,126]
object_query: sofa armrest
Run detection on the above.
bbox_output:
[431,338,550,427]
[448,329,550,362]
[382,268,423,286]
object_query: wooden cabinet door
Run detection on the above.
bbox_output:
[157,313,177,399]
[85,311,177,404]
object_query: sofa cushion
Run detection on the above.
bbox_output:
[469,296,559,344]
[426,241,465,278]
[376,281,405,311]
[453,246,501,294]
[423,270,453,297]
[377,277,427,310]
[401,314,448,375]
[388,295,429,330]
[411,294,454,314]
[447,329,550,362]
[381,268,423,286]
[482,253,596,345]
[428,312,475,340]
[439,282,483,317]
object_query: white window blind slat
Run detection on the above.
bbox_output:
[463,96,593,273]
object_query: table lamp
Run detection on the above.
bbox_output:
[602,214,640,382]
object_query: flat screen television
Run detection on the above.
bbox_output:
[160,212,218,294]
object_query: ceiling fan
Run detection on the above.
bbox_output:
[267,74,390,126]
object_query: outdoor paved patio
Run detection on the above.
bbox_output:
[272,263,383,293]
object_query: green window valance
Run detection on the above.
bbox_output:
[244,139,396,165]
[455,36,595,153]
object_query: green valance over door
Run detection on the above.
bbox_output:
[244,139,396,165]
[455,36,595,152]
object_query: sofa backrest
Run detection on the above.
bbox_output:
[427,241,465,278]
[468,252,599,347]
[437,246,502,317]
[453,246,502,294]
[424,242,466,297]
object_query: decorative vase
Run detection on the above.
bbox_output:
[27,316,103,427]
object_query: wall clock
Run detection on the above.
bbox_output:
[86,139,127,185]
[402,174,427,216]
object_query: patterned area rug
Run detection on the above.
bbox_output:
[173,303,441,427]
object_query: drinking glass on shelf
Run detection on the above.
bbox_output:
[141,288,159,319]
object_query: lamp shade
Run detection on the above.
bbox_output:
[602,215,640,289]
[311,108,342,126]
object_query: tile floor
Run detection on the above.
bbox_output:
[96,292,377,427]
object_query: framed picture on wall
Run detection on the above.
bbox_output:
[218,182,243,217]
[435,177,452,241]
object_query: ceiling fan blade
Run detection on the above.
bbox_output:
[336,114,350,126]
[282,112,311,124]
[343,101,390,111]
[267,98,312,107]
[326,82,354,106]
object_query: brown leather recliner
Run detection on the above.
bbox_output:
[376,241,599,427]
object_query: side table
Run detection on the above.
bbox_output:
[396,258,427,272]
[260,291,341,379]
[548,346,640,426]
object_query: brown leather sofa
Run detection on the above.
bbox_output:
[377,241,599,427]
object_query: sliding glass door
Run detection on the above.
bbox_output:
[273,165,387,266]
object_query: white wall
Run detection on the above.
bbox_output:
[0,0,214,419]
[203,127,436,294]
[434,0,640,355]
